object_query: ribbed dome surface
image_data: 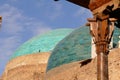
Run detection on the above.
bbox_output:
[10,29,73,60]
[47,26,91,71]
[47,26,120,71]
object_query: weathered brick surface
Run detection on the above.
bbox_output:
[1,48,120,80]
[6,64,46,80]
[46,48,120,80]
[6,52,50,70]
[1,52,50,80]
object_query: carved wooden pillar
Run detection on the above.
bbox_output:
[88,16,114,80]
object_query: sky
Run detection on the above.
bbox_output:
[0,0,92,76]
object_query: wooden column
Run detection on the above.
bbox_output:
[88,16,114,80]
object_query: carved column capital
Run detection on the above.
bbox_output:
[88,17,114,54]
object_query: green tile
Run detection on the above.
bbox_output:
[10,29,73,60]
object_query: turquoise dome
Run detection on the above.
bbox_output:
[47,26,120,71]
[10,29,73,60]
[47,26,91,71]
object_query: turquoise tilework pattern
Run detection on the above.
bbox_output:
[10,29,73,60]
[47,26,91,71]
[47,26,120,71]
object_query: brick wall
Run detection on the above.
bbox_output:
[2,52,50,80]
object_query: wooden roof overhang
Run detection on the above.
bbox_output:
[67,0,112,10]
[67,0,120,16]
[67,0,90,9]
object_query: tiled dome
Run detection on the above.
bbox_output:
[10,29,73,60]
[47,26,120,71]
[47,26,91,71]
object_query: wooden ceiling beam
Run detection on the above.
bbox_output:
[67,0,90,9]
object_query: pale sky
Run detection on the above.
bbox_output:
[0,0,92,75]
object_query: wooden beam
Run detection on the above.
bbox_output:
[92,0,120,15]
[67,0,90,9]
[89,0,111,10]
